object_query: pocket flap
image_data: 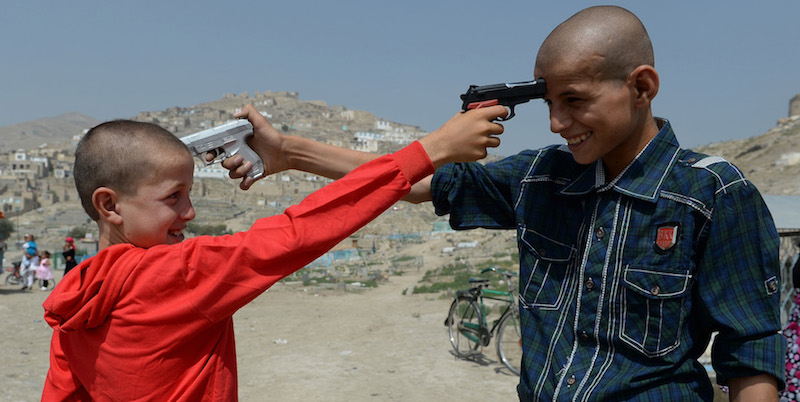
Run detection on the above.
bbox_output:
[520,226,575,263]
[623,267,691,299]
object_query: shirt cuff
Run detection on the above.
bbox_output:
[713,331,786,390]
[391,141,434,184]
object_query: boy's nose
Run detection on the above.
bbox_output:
[182,201,196,221]
[549,105,572,133]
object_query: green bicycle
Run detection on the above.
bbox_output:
[445,267,521,376]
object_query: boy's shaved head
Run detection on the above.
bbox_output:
[536,6,653,80]
[74,120,191,220]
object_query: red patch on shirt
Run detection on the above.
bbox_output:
[655,225,678,252]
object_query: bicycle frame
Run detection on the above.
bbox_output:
[457,279,516,347]
[446,266,522,376]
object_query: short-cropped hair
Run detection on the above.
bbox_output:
[74,120,190,221]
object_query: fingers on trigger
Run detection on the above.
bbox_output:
[239,160,252,174]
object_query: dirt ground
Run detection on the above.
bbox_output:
[0,263,520,402]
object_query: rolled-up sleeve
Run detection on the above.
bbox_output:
[698,181,785,388]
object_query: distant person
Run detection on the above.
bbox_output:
[35,250,54,290]
[781,250,800,402]
[62,237,77,276]
[224,6,784,400]
[0,234,6,269]
[20,234,39,291]
[41,103,506,400]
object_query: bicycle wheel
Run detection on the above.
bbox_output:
[447,295,482,357]
[5,273,21,286]
[496,308,522,376]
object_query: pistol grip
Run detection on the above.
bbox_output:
[237,145,265,180]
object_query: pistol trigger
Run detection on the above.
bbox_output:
[497,106,514,121]
[206,148,229,165]
[202,149,219,165]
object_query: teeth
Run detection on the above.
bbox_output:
[566,133,590,145]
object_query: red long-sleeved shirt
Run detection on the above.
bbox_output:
[42,142,433,401]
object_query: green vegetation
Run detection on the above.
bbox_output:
[411,260,518,295]
[68,226,87,240]
[391,255,417,263]
[0,218,14,240]
[187,223,231,236]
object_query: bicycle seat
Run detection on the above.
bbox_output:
[468,278,490,287]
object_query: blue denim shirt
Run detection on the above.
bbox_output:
[432,119,784,401]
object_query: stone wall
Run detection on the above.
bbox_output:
[791,94,800,117]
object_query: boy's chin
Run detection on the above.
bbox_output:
[570,154,599,166]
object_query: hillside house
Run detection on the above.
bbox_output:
[53,160,73,179]
[2,150,50,179]
[0,189,37,216]
[353,131,382,153]
[376,120,393,131]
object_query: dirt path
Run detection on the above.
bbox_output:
[0,265,519,401]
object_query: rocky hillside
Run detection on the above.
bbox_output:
[0,112,99,152]
[693,115,800,195]
[3,93,799,198]
[2,93,798,269]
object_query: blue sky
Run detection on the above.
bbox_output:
[1,1,799,155]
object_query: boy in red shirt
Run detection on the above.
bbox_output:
[42,104,507,400]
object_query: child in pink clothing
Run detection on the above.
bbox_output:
[35,250,54,290]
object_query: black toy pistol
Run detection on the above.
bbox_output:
[460,79,546,120]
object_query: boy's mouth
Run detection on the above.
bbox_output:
[565,132,591,145]
[168,230,185,242]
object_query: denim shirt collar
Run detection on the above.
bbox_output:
[558,118,681,203]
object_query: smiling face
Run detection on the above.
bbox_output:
[535,60,645,173]
[110,150,196,248]
[76,119,198,250]
[534,6,659,178]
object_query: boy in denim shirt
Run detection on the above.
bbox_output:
[226,6,784,400]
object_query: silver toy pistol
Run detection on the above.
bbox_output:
[180,119,265,180]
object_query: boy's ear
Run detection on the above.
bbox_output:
[92,187,123,225]
[629,65,659,108]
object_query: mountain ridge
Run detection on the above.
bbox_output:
[2,94,798,195]
[0,112,100,152]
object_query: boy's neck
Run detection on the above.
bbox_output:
[96,222,115,251]
[602,114,660,180]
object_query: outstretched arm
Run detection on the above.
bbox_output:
[224,104,507,203]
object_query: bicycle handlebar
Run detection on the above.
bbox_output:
[479,266,518,278]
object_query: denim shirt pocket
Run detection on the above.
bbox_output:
[619,266,692,357]
[519,226,577,311]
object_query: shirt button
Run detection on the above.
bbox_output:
[538,248,547,257]
[566,375,576,385]
[596,226,605,240]
[650,285,660,296]
[768,280,778,292]
[580,331,590,341]
[585,278,595,291]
